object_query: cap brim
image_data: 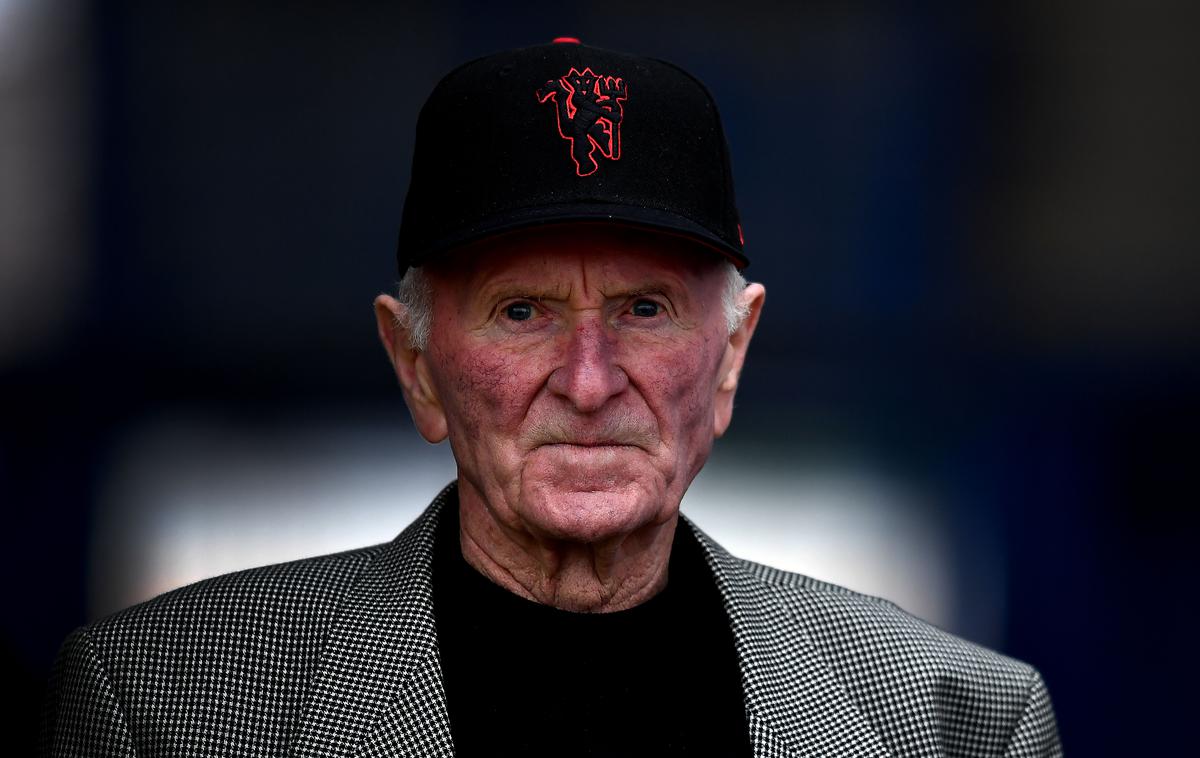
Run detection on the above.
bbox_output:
[403,202,748,272]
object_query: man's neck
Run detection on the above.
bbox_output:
[456,490,678,613]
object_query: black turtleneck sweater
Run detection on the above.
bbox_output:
[432,504,752,757]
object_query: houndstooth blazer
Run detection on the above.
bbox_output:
[43,481,1061,757]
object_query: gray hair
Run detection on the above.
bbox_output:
[394,266,435,351]
[394,261,749,351]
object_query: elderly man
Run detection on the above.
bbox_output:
[43,40,1061,757]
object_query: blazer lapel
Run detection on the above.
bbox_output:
[291,484,456,758]
[686,517,894,758]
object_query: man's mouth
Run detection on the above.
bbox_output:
[543,440,638,448]
[524,419,657,451]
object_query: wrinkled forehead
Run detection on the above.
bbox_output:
[424,221,729,296]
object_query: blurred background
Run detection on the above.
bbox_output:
[3,0,1197,753]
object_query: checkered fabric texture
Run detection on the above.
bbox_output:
[42,481,1061,757]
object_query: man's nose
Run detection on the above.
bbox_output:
[547,316,628,413]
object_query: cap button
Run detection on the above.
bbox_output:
[551,36,581,45]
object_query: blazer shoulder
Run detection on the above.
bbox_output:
[737,555,1043,695]
[88,540,389,647]
[734,557,1059,755]
[44,541,397,756]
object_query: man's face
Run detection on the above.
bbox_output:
[381,223,762,545]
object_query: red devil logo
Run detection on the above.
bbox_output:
[536,67,628,176]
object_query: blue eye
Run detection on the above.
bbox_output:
[504,302,535,321]
[631,299,661,318]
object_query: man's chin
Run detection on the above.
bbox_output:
[517,483,666,544]
[513,448,674,542]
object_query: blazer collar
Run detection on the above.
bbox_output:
[292,482,891,758]
[689,521,894,758]
[290,483,456,758]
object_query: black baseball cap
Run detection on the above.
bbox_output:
[396,37,748,275]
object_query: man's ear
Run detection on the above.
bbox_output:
[713,282,766,438]
[374,294,448,443]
